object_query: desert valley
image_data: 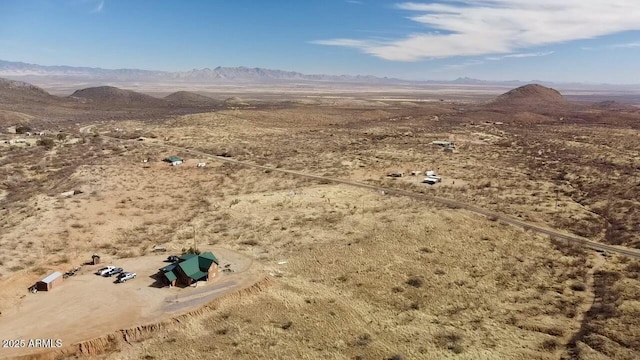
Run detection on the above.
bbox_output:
[0,69,639,360]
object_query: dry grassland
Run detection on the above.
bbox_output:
[99,195,598,360]
[1,102,639,359]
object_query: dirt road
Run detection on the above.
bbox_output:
[80,125,640,259]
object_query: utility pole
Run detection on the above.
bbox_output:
[193,226,197,252]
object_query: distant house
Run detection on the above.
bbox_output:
[163,156,183,166]
[159,252,220,287]
[163,156,183,163]
[432,140,453,147]
[423,176,442,185]
[36,272,63,291]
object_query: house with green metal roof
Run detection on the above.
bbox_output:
[163,156,183,163]
[159,251,219,287]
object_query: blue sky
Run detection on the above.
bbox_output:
[1,0,640,83]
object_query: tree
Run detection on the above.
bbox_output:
[15,125,32,134]
[36,138,55,149]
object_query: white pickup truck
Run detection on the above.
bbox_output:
[95,266,115,276]
[116,272,137,283]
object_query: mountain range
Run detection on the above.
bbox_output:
[1,59,639,92]
[0,59,395,84]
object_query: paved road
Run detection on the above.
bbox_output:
[83,126,640,259]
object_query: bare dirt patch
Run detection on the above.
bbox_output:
[0,248,261,359]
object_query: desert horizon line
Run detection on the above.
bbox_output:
[2,58,640,87]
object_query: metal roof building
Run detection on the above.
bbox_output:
[163,156,183,163]
[159,252,220,287]
[36,272,63,291]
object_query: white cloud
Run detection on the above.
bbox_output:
[582,41,640,50]
[346,0,363,4]
[443,59,484,70]
[611,42,640,48]
[485,51,554,60]
[314,1,640,61]
[90,0,104,13]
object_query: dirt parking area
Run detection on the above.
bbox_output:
[0,247,262,359]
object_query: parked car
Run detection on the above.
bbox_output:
[117,272,136,283]
[167,255,180,262]
[103,267,124,277]
[96,266,115,276]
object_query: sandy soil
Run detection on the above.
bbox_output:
[0,247,262,359]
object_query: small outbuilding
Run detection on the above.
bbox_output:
[36,272,63,291]
[91,254,101,265]
[432,140,453,147]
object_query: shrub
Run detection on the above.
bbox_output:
[541,338,558,351]
[15,125,32,134]
[406,276,424,288]
[353,333,372,347]
[435,332,464,354]
[570,282,586,291]
[386,355,405,360]
[36,138,55,149]
[240,239,259,246]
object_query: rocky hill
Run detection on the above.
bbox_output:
[70,86,168,107]
[0,78,59,105]
[486,84,572,113]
